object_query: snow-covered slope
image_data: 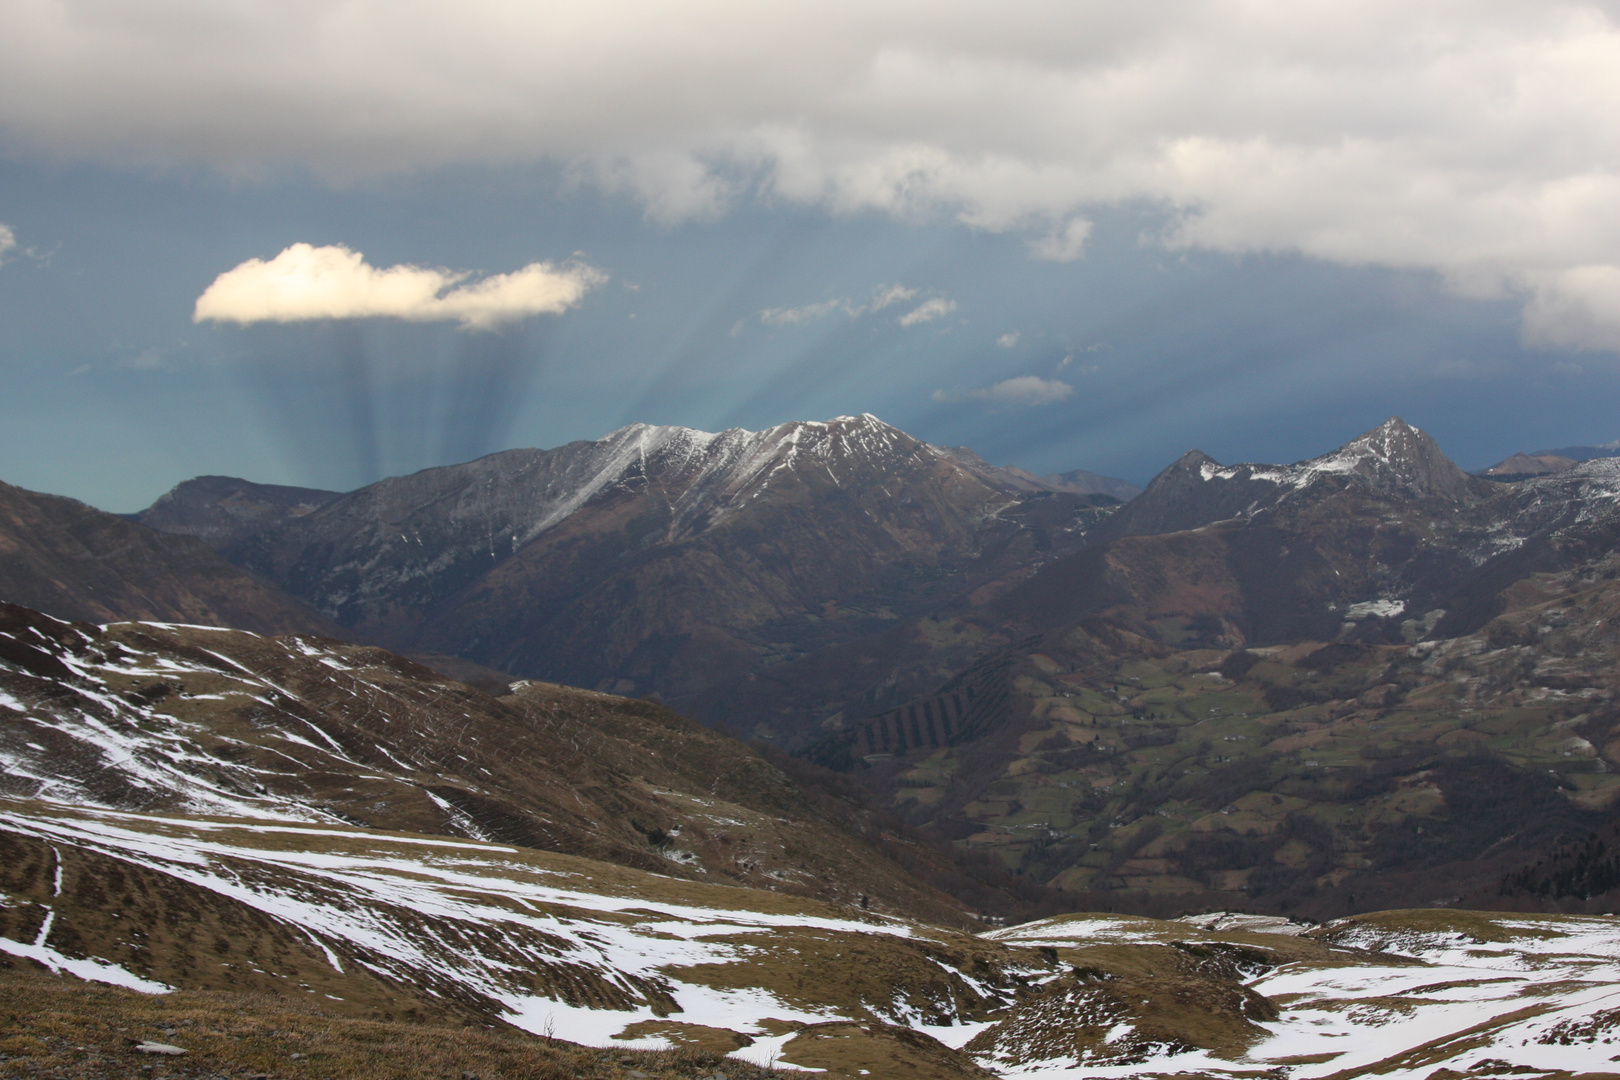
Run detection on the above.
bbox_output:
[984,910,1620,1078]
[1103,418,1478,542]
[10,796,1620,1080]
[0,601,972,922]
[0,800,1027,1069]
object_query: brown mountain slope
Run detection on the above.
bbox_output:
[0,601,970,924]
[814,554,1620,918]
[799,427,1620,917]
[215,415,1114,733]
[0,479,340,637]
[1482,451,1578,478]
[133,474,340,547]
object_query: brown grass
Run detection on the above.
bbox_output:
[0,969,789,1080]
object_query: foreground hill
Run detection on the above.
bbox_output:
[138,414,1120,734]
[0,480,340,637]
[0,601,970,924]
[5,797,1620,1080]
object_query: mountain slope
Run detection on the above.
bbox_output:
[209,415,1116,732]
[0,799,1031,1073]
[0,480,340,637]
[0,601,971,923]
[8,805,1620,1080]
[132,474,339,547]
[1099,418,1479,542]
[802,422,1620,916]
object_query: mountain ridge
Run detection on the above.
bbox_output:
[0,479,341,638]
[163,415,1120,731]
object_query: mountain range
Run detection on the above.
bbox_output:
[10,411,1620,1077]
[0,478,337,637]
[11,413,1620,919]
[802,418,1620,918]
[8,599,1620,1079]
[138,415,1123,735]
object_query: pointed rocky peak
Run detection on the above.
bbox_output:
[1175,449,1222,473]
[792,412,920,457]
[1097,449,1277,539]
[1133,449,1226,494]
[1109,449,1210,495]
[1302,417,1472,501]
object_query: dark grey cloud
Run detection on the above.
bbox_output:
[2,2,1618,349]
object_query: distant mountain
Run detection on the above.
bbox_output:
[1538,438,1620,460]
[0,479,340,637]
[805,419,1620,918]
[132,474,339,547]
[1003,418,1502,646]
[1100,417,1478,542]
[1481,451,1578,478]
[1041,467,1142,501]
[1479,437,1620,479]
[934,446,1140,500]
[169,415,1120,732]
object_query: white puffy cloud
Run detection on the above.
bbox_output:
[898,298,956,327]
[193,243,605,330]
[996,331,1020,348]
[0,222,15,263]
[7,1,1620,348]
[934,375,1074,406]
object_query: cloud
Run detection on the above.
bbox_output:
[193,244,605,330]
[0,221,49,268]
[996,331,1020,348]
[934,375,1074,407]
[868,284,918,311]
[898,298,956,327]
[760,299,847,327]
[759,283,923,327]
[1521,266,1620,353]
[7,3,1620,347]
[1027,217,1092,262]
[114,345,178,371]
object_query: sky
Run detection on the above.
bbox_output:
[3,1,1620,511]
